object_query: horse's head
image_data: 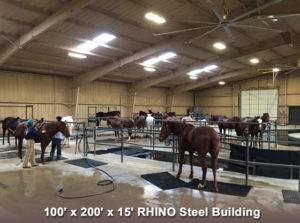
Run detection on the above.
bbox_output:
[262,113,270,122]
[159,121,172,142]
[59,121,70,137]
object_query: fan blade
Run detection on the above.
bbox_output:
[153,25,218,36]
[206,0,224,22]
[232,24,283,33]
[169,18,219,25]
[223,27,234,42]
[231,0,283,23]
[248,13,300,21]
[185,26,221,44]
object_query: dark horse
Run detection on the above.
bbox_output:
[15,121,70,164]
[96,111,120,126]
[2,117,22,145]
[159,121,220,191]
[133,114,146,137]
[107,117,134,141]
[218,116,241,135]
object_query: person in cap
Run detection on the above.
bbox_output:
[23,119,45,168]
[48,116,64,160]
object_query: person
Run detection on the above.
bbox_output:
[49,116,64,161]
[23,119,44,168]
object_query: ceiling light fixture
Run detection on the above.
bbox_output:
[158,51,177,61]
[142,57,160,66]
[189,76,198,80]
[144,67,156,72]
[145,12,166,24]
[187,68,203,76]
[77,41,98,52]
[213,42,226,50]
[250,58,260,64]
[203,64,218,71]
[93,33,116,45]
[218,81,225,85]
[68,52,87,59]
[272,67,280,72]
[187,64,218,76]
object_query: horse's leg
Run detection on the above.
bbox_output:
[127,129,131,141]
[2,129,4,145]
[7,131,10,145]
[176,146,185,178]
[188,151,194,179]
[210,150,219,192]
[41,143,45,164]
[114,131,118,141]
[198,153,207,189]
[18,138,23,161]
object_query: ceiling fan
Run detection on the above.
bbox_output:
[258,63,300,84]
[154,0,300,44]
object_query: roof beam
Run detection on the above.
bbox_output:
[171,53,299,93]
[74,37,180,86]
[0,0,96,65]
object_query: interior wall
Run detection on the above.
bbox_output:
[0,71,194,125]
[195,70,300,125]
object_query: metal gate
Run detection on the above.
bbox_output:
[289,106,300,124]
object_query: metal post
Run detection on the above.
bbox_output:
[121,127,124,163]
[93,127,96,155]
[274,120,277,149]
[172,134,175,172]
[267,122,271,150]
[152,127,155,160]
[245,137,249,186]
[260,122,264,149]
[298,162,300,193]
[119,96,122,117]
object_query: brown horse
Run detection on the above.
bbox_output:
[209,115,227,125]
[133,114,146,138]
[218,116,241,135]
[107,117,134,141]
[2,117,22,145]
[159,121,220,191]
[15,121,70,164]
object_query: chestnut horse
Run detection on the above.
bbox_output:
[107,117,134,141]
[159,121,220,191]
[15,121,70,164]
[133,114,146,138]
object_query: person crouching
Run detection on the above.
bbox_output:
[49,116,64,161]
[23,119,44,168]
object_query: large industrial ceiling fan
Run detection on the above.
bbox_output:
[154,0,300,44]
[258,62,300,84]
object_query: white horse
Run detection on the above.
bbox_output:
[62,116,74,147]
[181,114,195,123]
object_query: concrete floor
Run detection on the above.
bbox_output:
[0,137,300,223]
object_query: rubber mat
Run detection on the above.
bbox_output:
[88,147,124,155]
[141,172,187,190]
[65,158,107,168]
[141,172,251,197]
[36,156,67,163]
[282,190,300,204]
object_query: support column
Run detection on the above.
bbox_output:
[166,93,174,113]
[74,87,80,119]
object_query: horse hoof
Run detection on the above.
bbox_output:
[197,183,206,189]
[212,187,218,192]
[175,174,180,179]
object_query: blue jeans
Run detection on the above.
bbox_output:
[50,138,62,158]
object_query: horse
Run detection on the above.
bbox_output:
[133,114,146,138]
[15,121,70,164]
[107,117,134,141]
[2,117,22,145]
[209,115,227,125]
[235,117,262,147]
[61,116,74,147]
[218,116,241,135]
[159,121,220,191]
[260,113,270,137]
[96,111,120,126]
[181,114,195,123]
[138,111,147,117]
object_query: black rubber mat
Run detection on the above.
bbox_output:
[282,190,300,204]
[88,147,123,155]
[95,139,117,143]
[114,148,150,156]
[36,156,67,163]
[65,158,107,168]
[141,172,251,197]
[0,149,41,159]
[141,172,187,190]
[186,179,251,197]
